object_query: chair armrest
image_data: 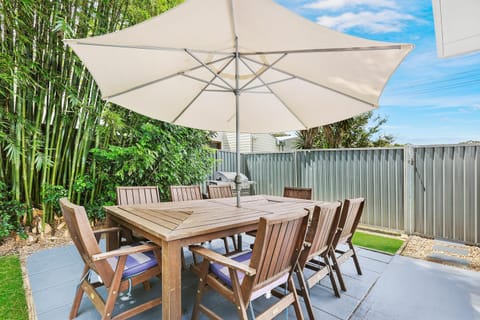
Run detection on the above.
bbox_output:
[92,243,160,262]
[93,227,124,235]
[190,245,256,276]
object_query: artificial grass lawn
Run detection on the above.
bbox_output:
[0,255,28,320]
[352,231,404,255]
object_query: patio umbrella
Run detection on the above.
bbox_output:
[65,0,412,207]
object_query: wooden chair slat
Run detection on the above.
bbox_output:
[170,185,203,202]
[116,186,160,205]
[283,187,313,200]
[207,185,234,199]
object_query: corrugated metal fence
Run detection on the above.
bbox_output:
[212,145,480,244]
[411,145,480,244]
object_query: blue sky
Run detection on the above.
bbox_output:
[276,0,480,145]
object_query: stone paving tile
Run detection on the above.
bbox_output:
[33,279,77,315]
[308,284,360,320]
[356,255,390,274]
[356,247,394,263]
[427,252,470,266]
[432,244,469,256]
[433,239,467,247]
[351,255,480,320]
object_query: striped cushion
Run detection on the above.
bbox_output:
[107,244,158,278]
[211,251,252,287]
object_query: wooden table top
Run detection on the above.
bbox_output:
[104,195,316,242]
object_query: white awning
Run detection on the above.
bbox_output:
[433,0,480,58]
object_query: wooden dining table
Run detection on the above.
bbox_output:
[104,195,317,319]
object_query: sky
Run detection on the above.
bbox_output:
[276,0,480,145]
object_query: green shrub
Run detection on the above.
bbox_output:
[0,182,28,240]
[41,184,68,222]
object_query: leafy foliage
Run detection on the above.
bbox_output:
[90,119,215,203]
[41,185,68,219]
[0,0,214,225]
[0,183,28,240]
[296,112,394,149]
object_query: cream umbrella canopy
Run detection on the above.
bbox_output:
[65,0,412,206]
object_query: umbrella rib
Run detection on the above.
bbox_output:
[205,89,234,92]
[241,56,376,107]
[66,42,409,56]
[185,49,235,90]
[172,56,235,124]
[239,57,309,129]
[182,74,231,90]
[67,41,233,56]
[239,44,410,56]
[242,77,296,92]
[239,53,287,91]
[104,55,233,100]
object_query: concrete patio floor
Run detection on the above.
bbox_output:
[26,239,480,319]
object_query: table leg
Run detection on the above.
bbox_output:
[162,240,182,320]
[237,233,243,251]
[105,214,119,251]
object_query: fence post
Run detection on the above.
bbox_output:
[294,151,298,187]
[404,145,415,234]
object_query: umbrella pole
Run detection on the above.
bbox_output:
[234,32,241,208]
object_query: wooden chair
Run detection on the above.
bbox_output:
[59,198,162,320]
[296,202,342,319]
[170,185,204,265]
[207,184,233,200]
[283,186,313,200]
[207,185,238,254]
[190,211,309,320]
[116,186,160,205]
[246,186,313,239]
[330,198,366,292]
[116,186,161,244]
[170,185,203,201]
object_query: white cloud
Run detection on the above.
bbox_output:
[316,10,416,33]
[305,0,398,10]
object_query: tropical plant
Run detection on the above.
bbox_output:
[0,182,28,240]
[0,0,220,227]
[296,112,394,149]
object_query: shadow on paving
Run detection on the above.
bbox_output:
[27,239,478,320]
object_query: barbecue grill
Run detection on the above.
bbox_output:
[208,171,255,195]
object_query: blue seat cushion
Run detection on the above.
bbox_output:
[107,243,159,278]
[210,251,252,287]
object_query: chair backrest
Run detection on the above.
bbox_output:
[298,202,342,268]
[283,187,313,200]
[59,198,114,286]
[116,186,160,205]
[334,198,365,246]
[207,185,233,199]
[242,211,309,301]
[170,185,203,201]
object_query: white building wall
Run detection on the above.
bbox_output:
[252,134,278,152]
[220,133,252,152]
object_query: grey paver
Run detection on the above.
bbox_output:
[351,255,480,320]
[427,252,470,266]
[432,244,469,256]
[433,239,466,247]
[356,247,394,263]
